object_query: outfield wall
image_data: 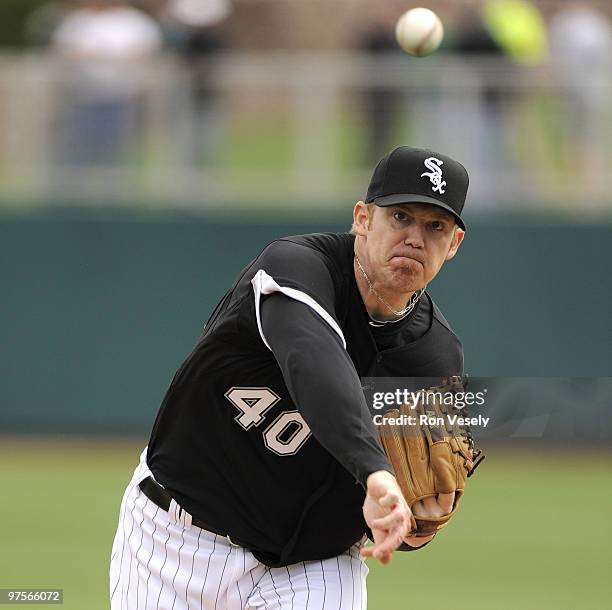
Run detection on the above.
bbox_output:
[1,209,610,433]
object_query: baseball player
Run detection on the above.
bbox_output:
[110,146,469,609]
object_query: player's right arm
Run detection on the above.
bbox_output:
[260,292,390,483]
[260,290,413,562]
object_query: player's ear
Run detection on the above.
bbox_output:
[352,201,370,237]
[445,226,465,261]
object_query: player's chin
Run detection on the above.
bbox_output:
[388,267,424,292]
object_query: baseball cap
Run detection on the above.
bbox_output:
[365,146,469,230]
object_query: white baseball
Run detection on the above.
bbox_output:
[395,8,444,57]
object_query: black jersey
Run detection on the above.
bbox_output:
[147,232,463,567]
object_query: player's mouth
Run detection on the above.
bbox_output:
[389,254,424,266]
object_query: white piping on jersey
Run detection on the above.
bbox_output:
[251,269,347,351]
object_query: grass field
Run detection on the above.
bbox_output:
[0,437,610,610]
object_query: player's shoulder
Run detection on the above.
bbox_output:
[204,234,352,342]
[267,231,353,259]
[278,231,355,252]
[423,293,464,374]
[259,231,354,274]
[427,293,461,340]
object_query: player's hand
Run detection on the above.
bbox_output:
[403,492,455,547]
[361,470,414,565]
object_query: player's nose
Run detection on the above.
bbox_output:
[402,224,426,248]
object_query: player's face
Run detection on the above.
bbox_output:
[353,202,464,293]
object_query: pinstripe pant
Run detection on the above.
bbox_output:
[110,451,369,610]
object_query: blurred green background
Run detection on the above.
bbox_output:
[2,211,611,434]
[1,438,610,610]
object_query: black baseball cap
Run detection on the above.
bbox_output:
[365,146,469,230]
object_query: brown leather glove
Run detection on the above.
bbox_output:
[377,376,485,537]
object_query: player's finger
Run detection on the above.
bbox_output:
[361,543,394,564]
[415,496,444,518]
[412,499,424,517]
[360,546,391,564]
[425,496,445,517]
[378,551,392,565]
[437,492,455,514]
[374,537,403,561]
[372,530,405,559]
[403,532,436,548]
[371,512,405,531]
[407,506,417,532]
[371,501,411,531]
[378,490,400,509]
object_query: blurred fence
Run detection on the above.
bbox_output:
[0,52,610,212]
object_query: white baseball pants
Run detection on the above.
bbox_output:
[110,450,369,610]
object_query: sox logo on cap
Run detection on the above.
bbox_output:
[421,157,446,195]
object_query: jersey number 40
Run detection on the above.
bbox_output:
[224,387,311,456]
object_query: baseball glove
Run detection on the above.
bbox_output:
[377,376,484,537]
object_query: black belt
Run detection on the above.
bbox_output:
[138,477,245,546]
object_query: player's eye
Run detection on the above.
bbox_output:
[393,211,408,222]
[430,220,444,231]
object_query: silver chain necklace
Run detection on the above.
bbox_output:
[354,255,424,321]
